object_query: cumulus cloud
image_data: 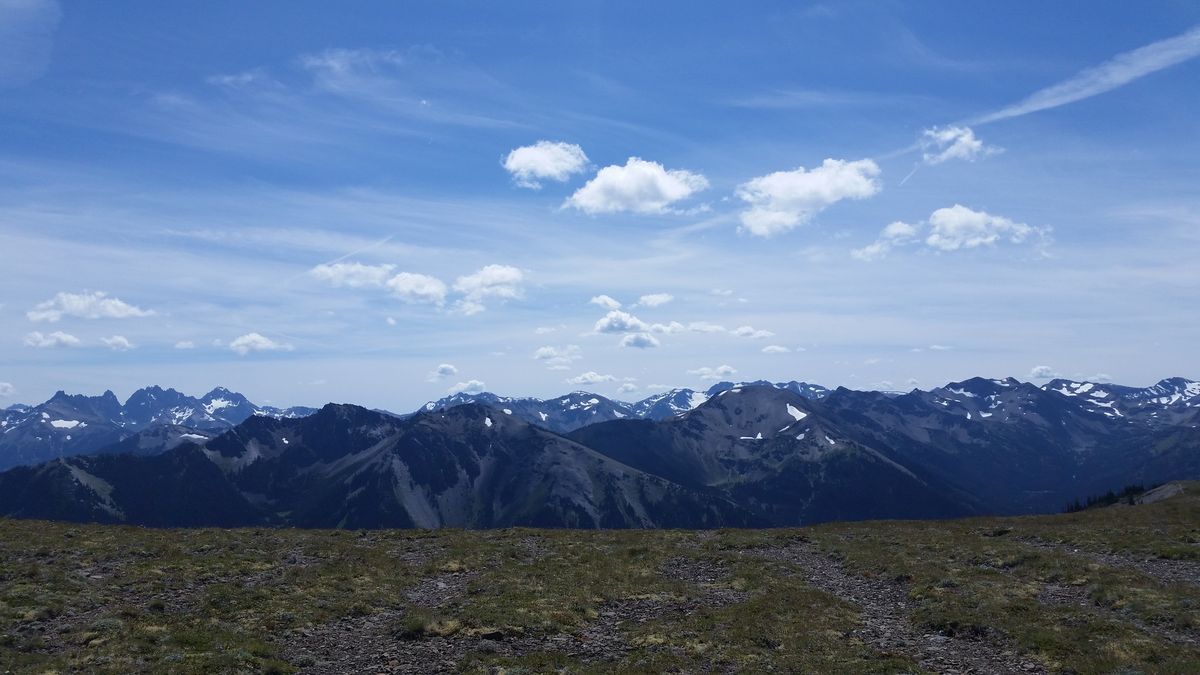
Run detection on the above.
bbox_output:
[534,345,582,370]
[620,333,660,349]
[0,382,13,397]
[27,291,153,322]
[635,293,673,307]
[386,272,448,305]
[687,321,726,333]
[852,206,1047,260]
[589,294,622,310]
[427,363,458,382]
[733,325,774,339]
[649,321,685,334]
[1028,365,1061,379]
[566,157,708,214]
[566,371,616,385]
[229,332,293,356]
[174,340,195,349]
[920,126,998,164]
[453,265,524,315]
[762,345,791,354]
[736,158,881,237]
[617,382,639,394]
[101,335,134,351]
[926,205,1040,251]
[448,379,486,394]
[594,310,648,334]
[689,365,737,381]
[24,331,80,348]
[850,220,920,261]
[310,261,396,288]
[503,140,589,189]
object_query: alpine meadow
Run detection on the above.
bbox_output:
[1,2,1199,673]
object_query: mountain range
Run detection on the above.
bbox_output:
[1,376,1197,529]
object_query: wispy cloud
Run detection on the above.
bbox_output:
[977,25,1200,124]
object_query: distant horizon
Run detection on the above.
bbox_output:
[3,3,1198,413]
[7,372,1197,412]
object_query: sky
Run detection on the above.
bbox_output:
[1,1,1199,410]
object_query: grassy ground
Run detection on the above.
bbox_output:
[1,483,1197,673]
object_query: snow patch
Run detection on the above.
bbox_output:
[49,419,81,429]
[786,404,807,422]
[484,417,493,428]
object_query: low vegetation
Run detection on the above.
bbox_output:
[2,483,1197,673]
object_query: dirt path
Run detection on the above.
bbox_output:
[1021,537,1200,588]
[750,541,1046,675]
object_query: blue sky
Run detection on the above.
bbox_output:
[1,1,1198,410]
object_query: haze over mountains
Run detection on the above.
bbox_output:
[1,376,1197,529]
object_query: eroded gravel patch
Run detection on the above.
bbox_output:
[750,541,1046,675]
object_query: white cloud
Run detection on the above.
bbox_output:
[929,344,952,351]
[427,363,458,382]
[617,382,639,394]
[853,206,1047,260]
[1029,365,1061,379]
[733,325,774,339]
[101,335,134,351]
[688,365,737,381]
[762,345,791,354]
[229,332,293,356]
[926,204,1038,251]
[24,331,80,348]
[534,344,582,370]
[920,126,998,164]
[27,290,153,322]
[687,321,726,334]
[0,381,15,397]
[448,379,486,394]
[566,371,616,385]
[453,265,524,314]
[635,293,673,307]
[174,340,195,349]
[386,272,448,305]
[978,25,1200,124]
[851,220,920,261]
[594,310,648,334]
[310,261,396,288]
[589,294,622,310]
[503,140,589,189]
[566,157,708,214]
[736,158,881,236]
[386,317,397,326]
[649,321,685,334]
[620,333,660,349]
[711,288,734,297]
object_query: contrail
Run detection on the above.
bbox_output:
[975,24,1200,125]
